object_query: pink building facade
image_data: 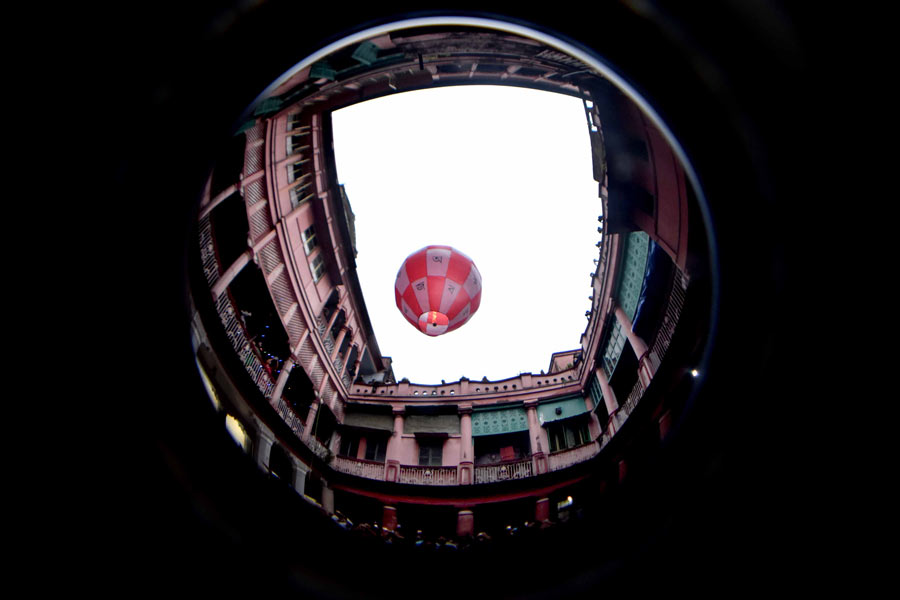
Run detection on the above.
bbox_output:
[190,24,702,542]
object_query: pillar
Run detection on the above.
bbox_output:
[583,393,602,440]
[323,296,344,335]
[290,330,310,362]
[340,342,357,376]
[331,326,349,361]
[270,357,295,406]
[525,401,548,475]
[198,182,239,218]
[595,367,621,435]
[458,404,474,485]
[292,459,309,497]
[614,304,656,386]
[254,427,274,472]
[321,482,334,515]
[383,506,398,532]
[316,369,331,398]
[384,407,405,482]
[457,510,474,538]
[329,430,342,456]
[535,497,550,523]
[211,249,252,300]
[659,409,673,441]
[302,399,320,441]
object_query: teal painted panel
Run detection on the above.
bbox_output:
[537,395,588,424]
[253,96,284,116]
[471,406,529,436]
[310,61,336,81]
[616,231,650,321]
[352,41,379,65]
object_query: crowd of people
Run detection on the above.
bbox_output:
[328,510,563,551]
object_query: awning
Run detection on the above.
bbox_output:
[341,410,393,432]
[537,395,588,425]
[404,413,460,435]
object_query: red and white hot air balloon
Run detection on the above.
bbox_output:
[394,245,482,336]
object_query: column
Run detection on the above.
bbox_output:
[302,398,320,441]
[254,426,274,472]
[384,407,405,482]
[331,326,349,361]
[614,304,656,386]
[316,369,331,398]
[457,509,474,539]
[583,393,602,441]
[290,330,310,361]
[323,297,344,334]
[321,481,334,515]
[292,458,309,497]
[198,182,239,218]
[525,401,548,475]
[340,342,357,376]
[458,404,474,485]
[382,506,398,532]
[595,367,621,435]
[658,409,673,441]
[535,498,550,523]
[269,357,295,406]
[329,430,342,456]
[211,249,252,300]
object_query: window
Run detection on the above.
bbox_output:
[301,225,318,255]
[364,436,387,462]
[602,320,627,378]
[286,134,309,155]
[310,254,325,282]
[418,439,443,466]
[546,418,591,453]
[288,161,306,182]
[287,112,304,131]
[289,183,311,209]
[339,435,359,458]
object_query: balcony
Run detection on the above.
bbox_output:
[547,441,601,472]
[474,458,534,484]
[398,465,459,486]
[332,456,385,481]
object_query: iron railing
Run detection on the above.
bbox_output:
[474,458,533,484]
[398,465,459,486]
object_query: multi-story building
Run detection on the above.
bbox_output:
[187,21,713,594]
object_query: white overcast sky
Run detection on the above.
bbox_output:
[331,85,600,384]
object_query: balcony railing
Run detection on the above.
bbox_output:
[306,435,332,462]
[474,458,533,484]
[548,441,600,472]
[620,377,643,422]
[398,465,458,486]
[274,397,305,439]
[332,456,385,481]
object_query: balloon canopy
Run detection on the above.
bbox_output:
[394,245,482,337]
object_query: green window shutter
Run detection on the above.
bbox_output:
[352,41,379,65]
[310,61,336,81]
[471,405,529,436]
[616,231,650,321]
